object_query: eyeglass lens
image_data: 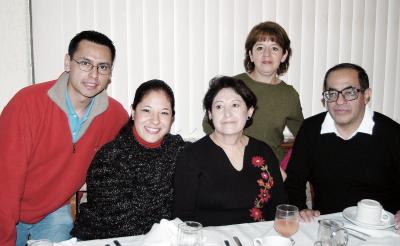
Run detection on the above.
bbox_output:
[323,87,360,102]
[73,58,111,75]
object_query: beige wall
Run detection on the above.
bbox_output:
[0,0,32,111]
[29,1,400,140]
[2,1,400,133]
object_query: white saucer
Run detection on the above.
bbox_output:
[342,206,395,230]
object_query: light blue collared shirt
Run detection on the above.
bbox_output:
[65,91,95,143]
[320,106,374,140]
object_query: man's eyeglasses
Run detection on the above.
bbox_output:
[72,58,112,75]
[322,86,363,103]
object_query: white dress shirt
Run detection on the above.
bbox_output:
[320,106,374,140]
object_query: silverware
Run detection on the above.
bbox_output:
[233,236,243,246]
[344,227,371,237]
[224,240,231,246]
[348,232,366,241]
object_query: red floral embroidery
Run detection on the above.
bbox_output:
[261,172,269,180]
[251,156,265,168]
[257,179,265,186]
[258,188,271,203]
[250,155,274,222]
[249,207,263,221]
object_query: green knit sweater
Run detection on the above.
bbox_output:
[203,73,304,161]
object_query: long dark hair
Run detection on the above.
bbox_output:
[131,79,175,116]
[122,79,175,133]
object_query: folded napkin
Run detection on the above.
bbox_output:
[27,238,77,245]
[142,218,183,246]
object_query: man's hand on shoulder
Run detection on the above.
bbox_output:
[299,209,320,223]
[395,210,400,234]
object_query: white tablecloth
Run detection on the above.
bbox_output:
[73,213,399,246]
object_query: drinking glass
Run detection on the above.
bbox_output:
[274,204,299,245]
[177,221,203,246]
[314,219,348,246]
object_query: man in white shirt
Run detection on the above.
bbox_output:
[285,63,400,233]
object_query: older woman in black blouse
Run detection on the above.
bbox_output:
[173,76,287,226]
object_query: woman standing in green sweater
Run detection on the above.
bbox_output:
[203,21,303,161]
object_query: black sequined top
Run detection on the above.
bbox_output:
[71,120,186,240]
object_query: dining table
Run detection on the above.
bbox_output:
[69,212,399,246]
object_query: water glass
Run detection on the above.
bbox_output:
[177,221,203,246]
[274,204,299,245]
[314,219,348,246]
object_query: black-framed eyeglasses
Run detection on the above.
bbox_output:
[72,58,112,75]
[322,86,363,103]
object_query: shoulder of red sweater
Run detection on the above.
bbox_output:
[107,96,124,107]
[17,80,56,96]
[106,96,128,116]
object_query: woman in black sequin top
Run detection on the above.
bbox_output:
[71,80,186,240]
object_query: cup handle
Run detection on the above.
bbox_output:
[253,238,263,246]
[381,211,390,222]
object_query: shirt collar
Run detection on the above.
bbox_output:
[65,90,95,123]
[48,72,109,116]
[321,106,374,140]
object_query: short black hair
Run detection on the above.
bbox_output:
[132,79,175,117]
[203,76,257,129]
[323,63,369,91]
[68,30,116,63]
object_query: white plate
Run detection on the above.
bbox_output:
[342,206,395,230]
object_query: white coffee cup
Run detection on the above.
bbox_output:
[355,199,390,225]
[253,235,292,246]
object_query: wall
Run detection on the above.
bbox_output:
[0,0,32,111]
[2,0,400,140]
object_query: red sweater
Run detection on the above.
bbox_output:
[0,78,128,245]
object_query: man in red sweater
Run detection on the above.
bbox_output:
[0,30,128,245]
